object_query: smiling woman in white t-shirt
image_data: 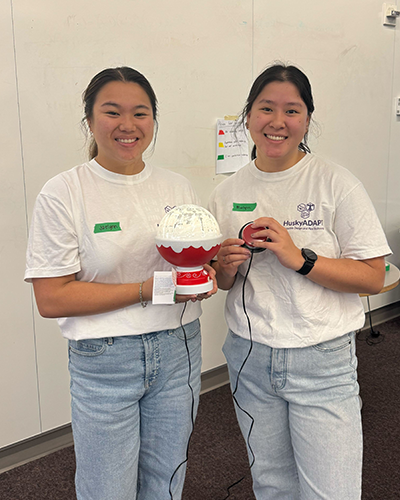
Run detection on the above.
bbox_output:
[209,63,390,500]
[25,67,216,500]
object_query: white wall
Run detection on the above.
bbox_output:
[0,0,42,447]
[1,0,399,448]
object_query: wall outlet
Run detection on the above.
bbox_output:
[383,3,399,26]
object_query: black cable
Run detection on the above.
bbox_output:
[169,255,257,499]
[222,251,256,499]
[356,296,385,346]
[169,301,196,500]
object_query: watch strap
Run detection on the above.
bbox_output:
[296,248,317,276]
[296,259,315,276]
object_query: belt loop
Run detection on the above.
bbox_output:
[106,337,114,346]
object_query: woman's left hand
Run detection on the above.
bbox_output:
[250,217,303,271]
[175,263,218,303]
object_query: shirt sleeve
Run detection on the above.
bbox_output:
[24,192,81,282]
[334,182,391,260]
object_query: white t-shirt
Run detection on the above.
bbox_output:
[208,154,391,348]
[25,159,202,340]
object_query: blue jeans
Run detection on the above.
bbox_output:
[68,319,201,500]
[223,330,362,500]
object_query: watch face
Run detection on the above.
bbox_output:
[302,248,317,262]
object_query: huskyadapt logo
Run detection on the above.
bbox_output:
[283,202,324,229]
[297,202,315,219]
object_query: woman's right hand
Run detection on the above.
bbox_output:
[213,238,251,289]
[218,238,252,276]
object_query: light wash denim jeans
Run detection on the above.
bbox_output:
[68,319,201,500]
[223,330,362,500]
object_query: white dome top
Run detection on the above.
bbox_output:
[156,204,221,240]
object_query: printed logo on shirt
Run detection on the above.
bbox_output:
[297,202,315,219]
[94,222,121,234]
[232,202,257,212]
[283,202,324,230]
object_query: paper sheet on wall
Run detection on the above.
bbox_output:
[216,119,249,174]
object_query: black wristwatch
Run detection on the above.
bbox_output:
[296,248,318,276]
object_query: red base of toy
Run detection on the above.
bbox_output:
[175,266,214,295]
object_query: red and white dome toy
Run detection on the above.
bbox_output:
[155,205,222,294]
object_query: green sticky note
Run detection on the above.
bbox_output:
[232,203,257,212]
[94,222,121,234]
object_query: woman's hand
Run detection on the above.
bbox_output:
[218,238,252,275]
[212,238,251,290]
[195,263,218,300]
[219,238,252,276]
[250,217,303,271]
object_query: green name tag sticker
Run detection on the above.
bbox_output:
[232,203,257,212]
[94,222,121,234]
